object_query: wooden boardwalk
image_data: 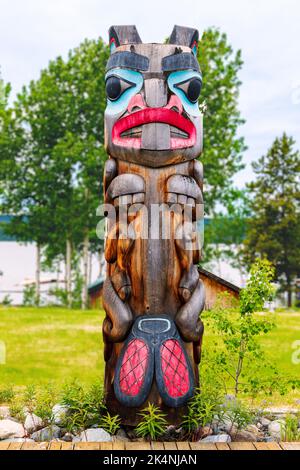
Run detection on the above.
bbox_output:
[0,441,299,451]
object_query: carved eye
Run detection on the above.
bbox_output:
[175,77,202,103]
[105,75,135,101]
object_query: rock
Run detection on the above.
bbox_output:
[260,417,271,427]
[219,417,237,433]
[51,404,69,426]
[115,428,129,442]
[61,432,74,442]
[200,426,213,438]
[231,429,260,442]
[79,428,112,442]
[264,436,276,442]
[0,419,24,440]
[268,420,285,439]
[24,413,43,433]
[31,425,61,441]
[201,434,231,443]
[246,424,260,435]
[0,406,11,419]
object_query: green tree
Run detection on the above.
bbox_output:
[198,28,246,214]
[1,39,109,307]
[202,259,276,397]
[242,133,300,306]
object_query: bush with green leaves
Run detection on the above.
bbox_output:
[136,404,168,440]
[280,414,300,441]
[1,294,12,306]
[220,399,253,435]
[22,285,37,306]
[9,383,58,426]
[60,379,106,432]
[201,259,281,397]
[0,385,15,403]
[99,412,121,435]
[182,388,223,435]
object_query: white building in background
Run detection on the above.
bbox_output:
[0,240,102,305]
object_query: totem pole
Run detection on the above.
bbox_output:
[103,25,205,425]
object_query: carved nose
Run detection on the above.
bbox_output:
[144,79,167,107]
[165,95,183,114]
[127,94,146,113]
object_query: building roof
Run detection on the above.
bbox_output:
[88,276,105,294]
[198,266,241,293]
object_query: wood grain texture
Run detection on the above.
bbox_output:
[279,441,300,450]
[229,442,256,451]
[74,442,101,450]
[254,442,281,450]
[189,442,217,451]
[0,440,298,450]
[216,443,230,450]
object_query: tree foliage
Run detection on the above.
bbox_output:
[242,133,300,305]
[198,28,246,213]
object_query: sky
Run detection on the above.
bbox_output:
[0,0,299,187]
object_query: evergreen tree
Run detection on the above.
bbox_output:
[242,133,300,306]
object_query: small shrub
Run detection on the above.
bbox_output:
[0,385,15,403]
[136,404,167,440]
[99,412,121,435]
[182,388,222,435]
[281,414,300,441]
[201,259,279,398]
[35,383,58,424]
[9,401,26,424]
[221,400,253,434]
[60,379,106,433]
[1,294,12,306]
[22,285,36,306]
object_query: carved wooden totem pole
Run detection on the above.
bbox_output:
[103,25,205,424]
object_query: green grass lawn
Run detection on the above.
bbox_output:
[0,306,105,387]
[0,306,299,405]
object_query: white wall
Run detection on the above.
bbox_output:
[0,241,101,304]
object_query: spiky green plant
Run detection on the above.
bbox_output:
[136,403,167,440]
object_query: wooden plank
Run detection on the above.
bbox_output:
[189,442,217,451]
[8,442,23,450]
[0,442,10,450]
[112,441,125,450]
[254,442,281,451]
[22,441,49,450]
[216,443,230,450]
[60,442,74,450]
[125,441,151,451]
[229,442,256,451]
[280,442,300,450]
[163,442,177,450]
[74,442,101,450]
[151,441,164,450]
[48,441,62,450]
[100,442,113,450]
[176,442,191,450]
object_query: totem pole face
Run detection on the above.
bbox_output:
[104,25,203,167]
[103,26,205,423]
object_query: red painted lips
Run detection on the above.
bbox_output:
[112,108,196,149]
